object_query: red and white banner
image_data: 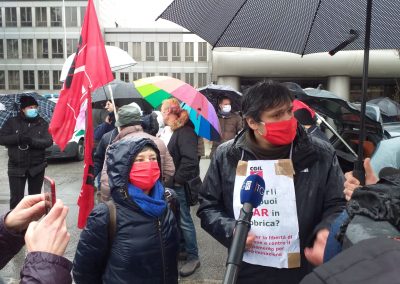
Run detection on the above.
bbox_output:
[49,0,113,228]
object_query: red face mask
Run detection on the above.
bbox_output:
[129,161,160,192]
[259,117,297,145]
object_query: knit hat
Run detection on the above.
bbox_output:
[20,95,38,109]
[115,103,142,127]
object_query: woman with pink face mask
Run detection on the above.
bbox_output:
[73,137,179,284]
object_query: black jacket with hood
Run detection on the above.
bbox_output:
[197,127,346,284]
[0,113,53,177]
[73,137,179,284]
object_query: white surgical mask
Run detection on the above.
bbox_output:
[222,105,231,113]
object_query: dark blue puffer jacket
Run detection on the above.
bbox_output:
[73,137,179,284]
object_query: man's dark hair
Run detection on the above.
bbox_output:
[218,96,231,104]
[242,80,294,123]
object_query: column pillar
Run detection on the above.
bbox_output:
[327,76,351,100]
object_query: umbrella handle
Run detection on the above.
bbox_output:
[353,161,366,186]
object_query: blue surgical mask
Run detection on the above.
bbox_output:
[25,108,38,118]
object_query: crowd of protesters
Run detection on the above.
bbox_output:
[1,80,399,283]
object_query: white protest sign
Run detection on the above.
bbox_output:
[233,160,300,268]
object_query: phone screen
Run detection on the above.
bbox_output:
[43,176,56,214]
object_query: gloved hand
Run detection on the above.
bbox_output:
[19,134,32,145]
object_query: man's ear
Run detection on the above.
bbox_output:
[246,117,259,131]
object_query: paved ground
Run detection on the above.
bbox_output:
[0,143,227,283]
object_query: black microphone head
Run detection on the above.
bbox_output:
[240,174,265,208]
[378,167,400,179]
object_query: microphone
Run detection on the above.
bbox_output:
[223,174,265,284]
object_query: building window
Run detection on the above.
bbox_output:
[106,42,115,46]
[65,7,78,27]
[37,39,48,58]
[0,71,5,89]
[0,8,2,27]
[146,72,155,77]
[8,71,20,89]
[50,7,62,27]
[185,42,194,62]
[145,42,154,61]
[35,7,47,27]
[5,7,17,27]
[80,7,86,26]
[172,42,180,61]
[185,73,194,86]
[21,7,32,27]
[53,70,62,89]
[22,39,33,58]
[23,70,35,89]
[132,72,142,81]
[172,73,181,80]
[120,72,129,82]
[52,39,64,58]
[159,72,168,76]
[7,39,18,59]
[198,42,207,62]
[198,73,207,88]
[119,42,128,52]
[132,42,141,61]
[0,40,3,59]
[38,70,50,89]
[66,39,78,56]
[159,42,168,61]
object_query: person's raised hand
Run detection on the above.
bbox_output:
[4,194,45,233]
[304,228,329,266]
[343,158,378,201]
[364,158,379,185]
[25,199,70,256]
[245,232,256,251]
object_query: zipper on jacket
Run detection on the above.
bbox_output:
[156,218,167,283]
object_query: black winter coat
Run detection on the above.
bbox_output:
[197,128,346,284]
[73,138,179,284]
[167,122,199,185]
[0,114,53,177]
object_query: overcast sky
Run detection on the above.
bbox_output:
[99,0,181,28]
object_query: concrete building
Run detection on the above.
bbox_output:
[0,0,211,96]
[1,0,399,102]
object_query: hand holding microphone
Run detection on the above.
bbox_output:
[223,174,265,284]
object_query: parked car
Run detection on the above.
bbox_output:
[46,129,85,160]
[296,87,400,173]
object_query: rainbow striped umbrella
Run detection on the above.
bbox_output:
[134,76,221,141]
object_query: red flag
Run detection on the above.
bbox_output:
[49,0,113,228]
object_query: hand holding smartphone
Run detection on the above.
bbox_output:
[43,176,56,214]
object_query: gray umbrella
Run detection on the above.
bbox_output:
[92,79,153,114]
[368,97,400,118]
[159,0,400,183]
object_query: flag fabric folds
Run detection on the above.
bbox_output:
[49,0,113,228]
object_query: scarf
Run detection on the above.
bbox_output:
[127,181,167,218]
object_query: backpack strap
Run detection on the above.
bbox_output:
[104,199,117,250]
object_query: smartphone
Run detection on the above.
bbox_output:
[43,176,56,214]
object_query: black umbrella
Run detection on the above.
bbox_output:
[197,83,242,112]
[0,92,55,129]
[92,79,153,114]
[368,97,400,118]
[159,0,400,183]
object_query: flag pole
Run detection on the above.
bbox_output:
[107,84,120,133]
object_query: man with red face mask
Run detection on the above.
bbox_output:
[197,81,346,284]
